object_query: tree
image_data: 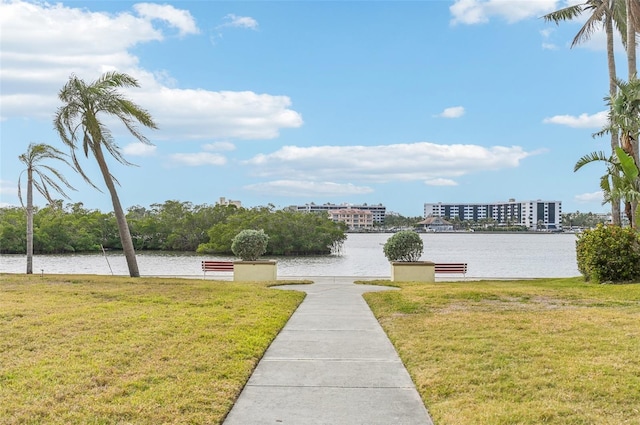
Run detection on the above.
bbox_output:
[625,0,640,176]
[543,0,627,225]
[595,77,640,226]
[598,78,640,163]
[54,72,157,277]
[383,230,423,262]
[575,147,640,226]
[18,143,75,274]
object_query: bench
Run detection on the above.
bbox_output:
[202,260,234,278]
[434,263,467,279]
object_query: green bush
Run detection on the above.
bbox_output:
[383,230,423,262]
[231,229,269,261]
[576,224,640,283]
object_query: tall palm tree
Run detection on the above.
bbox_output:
[543,0,627,225]
[18,143,75,274]
[54,72,158,277]
[594,78,640,226]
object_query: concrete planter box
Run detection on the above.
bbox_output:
[233,260,277,282]
[390,261,435,282]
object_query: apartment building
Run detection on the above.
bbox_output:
[327,208,374,229]
[424,199,562,230]
[290,203,386,223]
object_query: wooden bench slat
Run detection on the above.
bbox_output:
[434,263,467,278]
[202,260,234,278]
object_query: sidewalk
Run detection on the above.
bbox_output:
[222,277,434,425]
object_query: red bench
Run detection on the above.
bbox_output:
[434,263,467,279]
[202,260,234,278]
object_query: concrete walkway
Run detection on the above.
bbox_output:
[222,277,434,425]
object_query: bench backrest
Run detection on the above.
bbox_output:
[434,263,467,273]
[202,261,234,271]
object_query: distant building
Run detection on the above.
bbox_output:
[217,197,242,208]
[290,203,386,223]
[424,199,562,231]
[416,216,454,232]
[328,208,374,229]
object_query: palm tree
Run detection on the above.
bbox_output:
[18,143,75,274]
[575,147,640,226]
[595,77,640,224]
[543,0,627,225]
[598,78,640,162]
[54,72,158,277]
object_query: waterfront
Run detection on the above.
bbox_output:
[0,232,580,279]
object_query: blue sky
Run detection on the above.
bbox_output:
[0,0,631,216]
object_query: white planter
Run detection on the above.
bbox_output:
[233,260,277,282]
[390,261,435,282]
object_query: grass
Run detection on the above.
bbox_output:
[362,278,640,425]
[0,274,306,425]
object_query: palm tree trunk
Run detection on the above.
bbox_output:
[26,168,33,274]
[628,0,637,78]
[93,144,140,277]
[627,0,638,228]
[606,10,623,226]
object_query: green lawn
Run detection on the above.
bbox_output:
[363,278,640,425]
[0,274,305,425]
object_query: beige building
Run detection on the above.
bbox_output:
[328,208,374,229]
[216,197,242,208]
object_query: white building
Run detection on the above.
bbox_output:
[424,199,562,231]
[290,203,386,223]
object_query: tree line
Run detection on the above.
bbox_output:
[0,201,347,256]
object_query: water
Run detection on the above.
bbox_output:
[0,233,580,279]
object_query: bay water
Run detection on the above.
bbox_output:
[0,233,580,279]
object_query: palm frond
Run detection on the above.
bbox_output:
[573,1,608,46]
[542,4,585,24]
[574,151,613,171]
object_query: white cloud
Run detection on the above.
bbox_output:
[136,86,303,140]
[425,178,458,186]
[244,180,373,197]
[540,28,554,38]
[575,191,604,203]
[168,152,227,166]
[0,180,18,196]
[133,3,199,36]
[123,142,157,156]
[543,110,608,128]
[245,142,537,183]
[435,106,465,118]
[0,1,302,140]
[221,14,259,30]
[542,43,559,50]
[451,0,559,25]
[203,142,236,152]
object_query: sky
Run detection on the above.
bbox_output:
[0,0,633,217]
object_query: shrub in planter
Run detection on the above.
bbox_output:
[231,229,269,261]
[576,224,640,283]
[383,230,424,262]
